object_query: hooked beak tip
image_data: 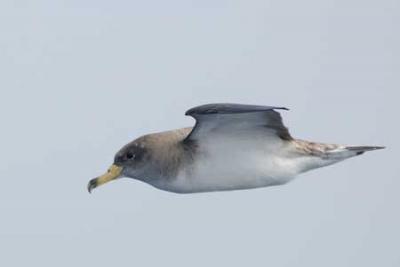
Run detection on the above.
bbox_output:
[87,164,123,194]
[87,178,97,194]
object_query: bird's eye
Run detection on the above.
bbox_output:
[126,152,134,159]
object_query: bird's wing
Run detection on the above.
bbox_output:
[184,103,292,142]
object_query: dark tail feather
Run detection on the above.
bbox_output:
[346,146,385,155]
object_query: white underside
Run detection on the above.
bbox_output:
[154,131,342,193]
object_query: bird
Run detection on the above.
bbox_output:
[87,103,384,194]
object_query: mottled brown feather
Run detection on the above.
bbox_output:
[292,139,340,156]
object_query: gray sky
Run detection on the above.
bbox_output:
[0,0,399,266]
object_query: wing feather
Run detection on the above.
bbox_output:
[184,103,292,142]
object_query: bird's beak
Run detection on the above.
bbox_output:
[87,164,123,193]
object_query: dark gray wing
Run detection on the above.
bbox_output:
[185,103,288,115]
[184,103,292,142]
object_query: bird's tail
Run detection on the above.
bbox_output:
[292,140,385,173]
[325,145,385,160]
[344,146,385,155]
[294,140,385,158]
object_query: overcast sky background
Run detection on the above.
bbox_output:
[0,0,399,266]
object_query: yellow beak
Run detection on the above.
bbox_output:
[87,164,123,193]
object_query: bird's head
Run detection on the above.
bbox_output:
[87,138,151,193]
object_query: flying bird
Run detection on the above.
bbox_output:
[88,103,384,194]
